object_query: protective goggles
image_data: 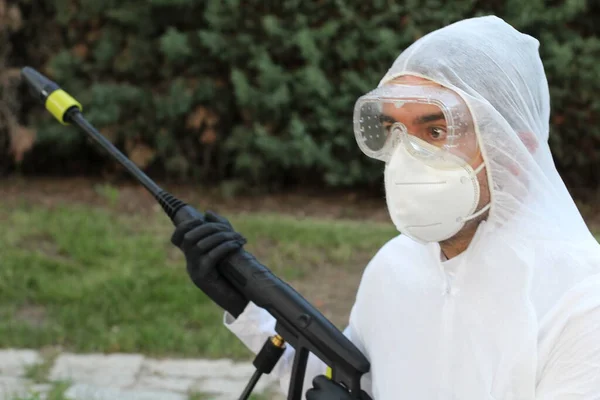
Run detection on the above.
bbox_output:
[353,82,479,168]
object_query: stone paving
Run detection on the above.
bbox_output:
[0,349,285,400]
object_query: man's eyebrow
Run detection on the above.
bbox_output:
[379,113,445,125]
[414,112,445,125]
[379,115,396,124]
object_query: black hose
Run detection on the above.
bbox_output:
[238,369,263,400]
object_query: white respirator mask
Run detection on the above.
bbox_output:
[384,127,489,243]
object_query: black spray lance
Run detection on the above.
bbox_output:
[20,67,370,400]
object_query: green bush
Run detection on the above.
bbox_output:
[4,0,600,191]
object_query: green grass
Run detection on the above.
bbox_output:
[8,381,70,400]
[0,202,396,360]
[23,348,62,383]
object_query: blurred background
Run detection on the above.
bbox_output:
[1,1,599,399]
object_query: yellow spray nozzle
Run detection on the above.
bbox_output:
[45,89,82,125]
[20,66,82,125]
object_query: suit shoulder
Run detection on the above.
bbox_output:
[361,234,422,278]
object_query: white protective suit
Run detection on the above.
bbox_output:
[224,16,600,399]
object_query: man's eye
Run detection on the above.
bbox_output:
[429,127,447,140]
[379,115,396,132]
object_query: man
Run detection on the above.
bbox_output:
[172,16,600,399]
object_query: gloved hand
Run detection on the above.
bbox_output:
[306,375,372,400]
[171,210,250,318]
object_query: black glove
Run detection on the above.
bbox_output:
[171,210,250,318]
[306,375,372,400]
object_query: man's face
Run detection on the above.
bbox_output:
[382,75,490,216]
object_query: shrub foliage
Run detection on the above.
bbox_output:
[3,0,599,191]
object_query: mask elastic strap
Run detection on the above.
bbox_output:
[461,162,490,223]
[464,202,491,222]
[474,162,486,175]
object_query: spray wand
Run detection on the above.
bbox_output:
[20,67,370,400]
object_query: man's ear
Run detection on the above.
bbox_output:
[518,131,538,154]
